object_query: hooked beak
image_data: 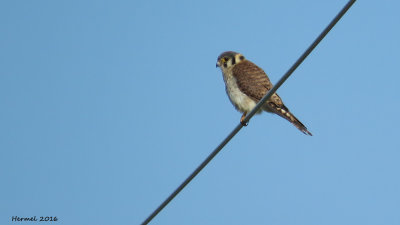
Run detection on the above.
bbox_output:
[216,61,220,68]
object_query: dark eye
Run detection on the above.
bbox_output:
[239,56,244,60]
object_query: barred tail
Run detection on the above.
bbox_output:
[267,103,312,136]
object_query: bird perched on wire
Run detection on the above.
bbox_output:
[216,51,312,136]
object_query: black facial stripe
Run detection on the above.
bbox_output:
[232,57,236,65]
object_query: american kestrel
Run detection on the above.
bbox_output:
[216,51,312,136]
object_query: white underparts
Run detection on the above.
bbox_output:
[223,74,259,114]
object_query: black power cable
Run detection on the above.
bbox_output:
[141,1,356,224]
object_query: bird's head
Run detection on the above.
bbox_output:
[216,51,245,71]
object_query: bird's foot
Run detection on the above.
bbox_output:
[240,113,248,126]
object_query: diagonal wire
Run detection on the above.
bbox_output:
[141,1,356,224]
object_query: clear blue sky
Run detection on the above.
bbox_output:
[1,1,399,225]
